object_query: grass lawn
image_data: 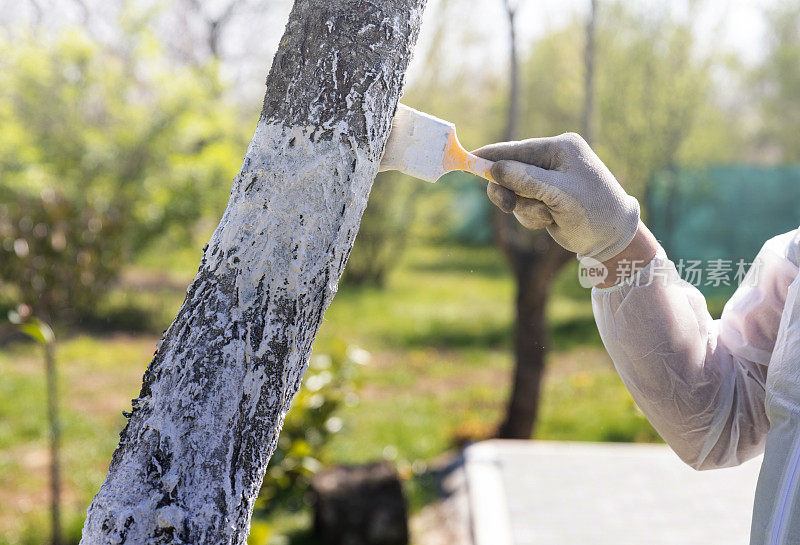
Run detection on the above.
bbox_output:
[0,242,656,545]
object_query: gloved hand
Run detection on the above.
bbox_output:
[473,133,640,263]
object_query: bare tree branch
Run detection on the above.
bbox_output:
[186,0,249,58]
[27,0,43,26]
[583,0,597,144]
[69,0,90,25]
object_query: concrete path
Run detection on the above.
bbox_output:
[464,440,762,545]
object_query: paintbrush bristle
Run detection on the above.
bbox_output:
[379,104,455,183]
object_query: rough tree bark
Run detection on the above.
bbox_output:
[80,1,426,543]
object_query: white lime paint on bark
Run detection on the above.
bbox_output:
[80,1,426,543]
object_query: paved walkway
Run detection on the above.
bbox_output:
[464,440,762,545]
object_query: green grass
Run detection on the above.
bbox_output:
[0,241,656,545]
[536,348,661,443]
[316,245,515,352]
[0,335,153,545]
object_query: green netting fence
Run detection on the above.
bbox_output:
[438,165,800,298]
[648,165,800,296]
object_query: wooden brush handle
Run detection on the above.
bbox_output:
[443,131,495,183]
[462,152,495,183]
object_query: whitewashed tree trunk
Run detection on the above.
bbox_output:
[80,1,426,543]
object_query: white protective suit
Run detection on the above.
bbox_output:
[470,131,800,543]
[593,229,800,544]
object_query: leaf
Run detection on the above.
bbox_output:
[18,318,55,345]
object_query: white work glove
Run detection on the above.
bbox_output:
[474,133,640,263]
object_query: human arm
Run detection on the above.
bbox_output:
[474,134,798,468]
[594,232,797,468]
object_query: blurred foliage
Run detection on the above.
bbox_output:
[517,2,742,205]
[594,3,726,199]
[246,520,272,545]
[754,1,800,161]
[0,27,247,321]
[0,189,125,322]
[343,172,418,287]
[255,342,365,512]
[521,25,584,138]
[398,1,743,247]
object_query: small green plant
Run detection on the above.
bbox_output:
[255,342,365,513]
[8,304,62,545]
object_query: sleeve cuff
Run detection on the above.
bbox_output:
[591,246,668,294]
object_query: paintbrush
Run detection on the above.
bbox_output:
[379,104,495,183]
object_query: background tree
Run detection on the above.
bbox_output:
[342,171,418,287]
[493,0,728,439]
[79,1,426,543]
[595,3,707,199]
[184,0,245,60]
[593,1,731,260]
[491,0,573,440]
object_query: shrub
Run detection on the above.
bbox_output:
[255,343,366,512]
[0,29,247,321]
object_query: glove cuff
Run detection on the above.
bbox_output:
[578,196,641,263]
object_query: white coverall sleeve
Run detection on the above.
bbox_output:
[592,230,799,470]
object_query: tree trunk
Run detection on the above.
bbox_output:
[500,262,549,439]
[80,1,426,543]
[582,0,597,146]
[503,1,520,144]
[494,0,575,439]
[495,233,570,439]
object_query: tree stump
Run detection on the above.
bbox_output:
[311,462,409,545]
